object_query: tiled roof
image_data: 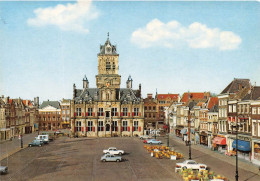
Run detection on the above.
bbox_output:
[242,86,260,100]
[196,102,205,107]
[221,78,251,94]
[181,92,210,103]
[157,94,178,100]
[209,104,219,112]
[207,97,218,110]
[22,100,33,107]
[39,101,60,109]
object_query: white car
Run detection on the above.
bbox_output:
[175,160,207,172]
[103,147,124,155]
[139,135,150,140]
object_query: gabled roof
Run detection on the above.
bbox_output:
[209,104,219,112]
[221,78,251,94]
[40,101,60,109]
[207,97,218,110]
[242,86,260,101]
[157,94,178,100]
[181,92,210,103]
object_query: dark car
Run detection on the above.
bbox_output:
[28,140,43,147]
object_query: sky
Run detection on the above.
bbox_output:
[0,0,259,102]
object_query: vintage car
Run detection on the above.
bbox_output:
[103,147,124,155]
[144,139,162,144]
[28,140,43,147]
[100,154,122,162]
[175,160,207,172]
[139,135,151,140]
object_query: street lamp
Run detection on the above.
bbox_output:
[188,109,191,160]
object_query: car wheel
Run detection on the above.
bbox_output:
[183,166,187,170]
[106,152,109,154]
[39,144,42,147]
[116,159,120,162]
[29,145,32,147]
[102,159,106,162]
[149,142,152,144]
[119,152,122,155]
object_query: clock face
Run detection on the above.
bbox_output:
[106,47,111,53]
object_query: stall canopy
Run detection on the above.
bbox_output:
[232,140,251,152]
[180,129,187,134]
[213,137,226,145]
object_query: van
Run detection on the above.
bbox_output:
[35,135,49,144]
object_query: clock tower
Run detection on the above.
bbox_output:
[96,33,121,101]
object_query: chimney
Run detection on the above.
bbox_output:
[73,84,76,99]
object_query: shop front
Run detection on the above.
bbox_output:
[200,131,208,146]
[232,139,251,161]
[212,136,227,152]
[252,141,260,165]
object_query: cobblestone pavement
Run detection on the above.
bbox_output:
[1,135,259,181]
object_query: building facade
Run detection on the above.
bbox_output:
[71,36,144,137]
[144,94,158,131]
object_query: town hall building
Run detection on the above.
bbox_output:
[71,35,144,137]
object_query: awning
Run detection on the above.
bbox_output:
[213,137,226,145]
[180,129,187,134]
[232,140,251,152]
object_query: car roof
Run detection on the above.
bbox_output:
[108,147,117,149]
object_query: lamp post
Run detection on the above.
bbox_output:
[20,134,23,148]
[188,109,191,160]
[235,116,239,181]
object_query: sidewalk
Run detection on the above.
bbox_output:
[170,134,260,176]
[0,132,38,161]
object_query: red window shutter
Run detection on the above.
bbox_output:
[117,112,118,116]
[102,127,104,131]
[121,127,123,132]
[128,113,130,117]
[121,112,123,116]
[132,112,134,117]
[116,127,118,131]
[128,126,130,132]
[139,112,141,116]
[74,127,77,132]
[86,127,88,131]
[103,112,104,116]
[139,127,141,132]
[86,112,88,116]
[98,112,100,116]
[93,127,95,132]
[132,127,134,131]
[81,127,84,132]
[74,112,77,117]
[93,112,95,117]
[81,113,84,116]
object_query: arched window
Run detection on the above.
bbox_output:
[106,62,111,70]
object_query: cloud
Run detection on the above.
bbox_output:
[131,19,241,50]
[27,0,99,33]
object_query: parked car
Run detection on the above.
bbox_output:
[28,140,43,147]
[175,160,207,172]
[139,135,151,140]
[103,147,124,155]
[0,166,8,174]
[100,154,122,162]
[145,139,162,144]
[35,135,49,144]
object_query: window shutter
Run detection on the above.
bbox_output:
[93,126,95,132]
[127,126,130,132]
[74,127,77,132]
[74,112,76,117]
[81,113,84,117]
[132,112,134,117]
[121,127,123,132]
[121,112,123,116]
[116,127,118,131]
[93,112,95,117]
[86,112,88,116]
[128,113,130,117]
[117,112,118,116]
[81,127,84,132]
[132,127,134,132]
[103,112,104,116]
[86,127,88,131]
[139,126,141,132]
[139,112,141,117]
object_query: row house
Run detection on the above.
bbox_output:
[0,96,39,141]
[71,36,144,137]
[60,99,71,129]
[217,78,251,153]
[156,94,178,130]
[251,97,260,165]
[39,101,61,131]
[144,94,158,132]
